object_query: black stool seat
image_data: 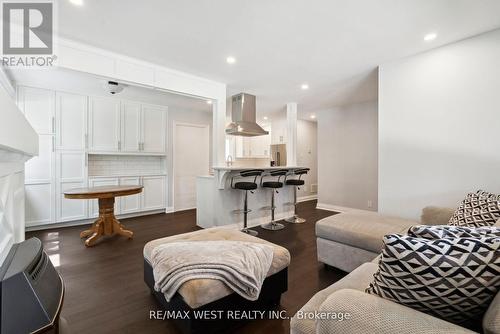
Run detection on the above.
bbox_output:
[262,181,283,188]
[286,179,305,186]
[234,182,258,191]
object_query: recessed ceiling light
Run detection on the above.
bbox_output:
[424,33,437,41]
[263,116,268,120]
[226,56,236,64]
[310,115,316,119]
[206,100,213,105]
[301,83,309,90]
[69,0,84,6]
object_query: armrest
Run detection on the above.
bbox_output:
[316,289,475,334]
[420,206,455,225]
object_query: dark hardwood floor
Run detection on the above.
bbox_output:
[27,200,345,334]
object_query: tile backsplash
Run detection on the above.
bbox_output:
[88,154,166,176]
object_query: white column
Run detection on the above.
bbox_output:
[286,102,297,166]
[212,98,227,166]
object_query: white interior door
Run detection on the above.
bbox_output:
[174,123,209,211]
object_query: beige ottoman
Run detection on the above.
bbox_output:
[143,227,291,334]
[316,211,417,272]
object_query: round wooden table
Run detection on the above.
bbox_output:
[64,185,143,247]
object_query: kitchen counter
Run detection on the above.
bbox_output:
[196,165,305,228]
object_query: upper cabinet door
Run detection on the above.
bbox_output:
[17,86,55,135]
[88,97,121,152]
[56,92,87,150]
[141,104,166,153]
[121,101,141,153]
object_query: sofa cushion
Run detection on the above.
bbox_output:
[449,190,500,227]
[408,225,500,239]
[144,227,290,308]
[315,211,417,253]
[290,262,378,334]
[484,292,500,334]
[367,234,500,327]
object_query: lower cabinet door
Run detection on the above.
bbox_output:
[119,177,141,214]
[141,176,166,211]
[88,178,120,218]
[25,183,55,226]
[58,181,88,222]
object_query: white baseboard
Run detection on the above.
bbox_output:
[165,206,174,213]
[25,209,166,232]
[316,203,375,214]
[298,195,317,203]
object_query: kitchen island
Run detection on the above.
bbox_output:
[196,166,305,228]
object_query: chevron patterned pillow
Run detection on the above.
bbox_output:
[408,225,500,239]
[367,234,500,327]
[449,190,500,227]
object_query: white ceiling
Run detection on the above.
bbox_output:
[55,0,500,117]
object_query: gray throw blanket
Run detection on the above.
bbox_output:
[151,240,274,301]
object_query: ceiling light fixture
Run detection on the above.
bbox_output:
[424,33,437,41]
[263,116,268,120]
[310,115,316,119]
[69,0,84,6]
[226,56,236,64]
[206,100,213,105]
[301,83,309,90]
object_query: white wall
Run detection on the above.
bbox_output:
[317,101,378,211]
[297,120,318,199]
[167,108,212,209]
[379,29,500,220]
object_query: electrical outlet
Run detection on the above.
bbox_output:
[367,200,373,208]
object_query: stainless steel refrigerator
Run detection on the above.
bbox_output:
[270,144,287,166]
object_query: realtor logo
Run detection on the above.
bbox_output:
[2,1,53,54]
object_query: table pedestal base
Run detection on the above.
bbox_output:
[80,197,133,247]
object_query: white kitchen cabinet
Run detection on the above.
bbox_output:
[88,97,121,152]
[25,183,55,226]
[142,176,166,211]
[233,125,271,158]
[56,152,87,222]
[142,104,167,153]
[119,177,141,214]
[17,86,55,135]
[25,134,54,183]
[121,101,142,152]
[56,92,87,150]
[88,177,120,217]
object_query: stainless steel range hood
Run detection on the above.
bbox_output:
[225,93,269,136]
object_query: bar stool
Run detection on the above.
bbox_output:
[285,168,310,224]
[260,169,289,231]
[231,169,265,236]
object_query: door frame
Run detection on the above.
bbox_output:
[172,121,210,212]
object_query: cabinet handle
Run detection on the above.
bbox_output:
[118,140,121,151]
[51,117,55,133]
[52,136,55,152]
[85,134,88,149]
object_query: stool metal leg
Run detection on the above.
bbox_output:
[241,190,258,236]
[285,186,306,224]
[261,189,285,231]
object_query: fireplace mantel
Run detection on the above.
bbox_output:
[0,76,38,266]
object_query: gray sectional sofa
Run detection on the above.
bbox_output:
[290,207,500,334]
